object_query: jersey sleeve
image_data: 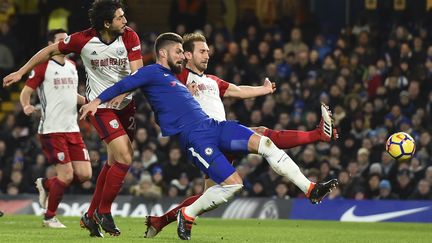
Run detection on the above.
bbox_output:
[58,30,92,54]
[207,74,230,98]
[25,62,48,89]
[123,28,142,62]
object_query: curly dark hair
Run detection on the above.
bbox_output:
[88,0,124,31]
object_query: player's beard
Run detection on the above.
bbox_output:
[194,59,208,73]
[168,56,183,74]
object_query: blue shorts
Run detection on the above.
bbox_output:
[180,119,254,184]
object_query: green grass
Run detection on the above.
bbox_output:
[0,215,431,242]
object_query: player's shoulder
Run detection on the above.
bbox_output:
[122,26,139,38]
[68,28,96,42]
[206,74,221,81]
[76,28,97,37]
[33,60,50,72]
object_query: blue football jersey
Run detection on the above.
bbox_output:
[98,64,211,136]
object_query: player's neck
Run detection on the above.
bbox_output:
[99,30,116,43]
[186,64,204,75]
[157,60,171,71]
[51,55,65,65]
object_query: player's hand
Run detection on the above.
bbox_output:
[3,71,23,87]
[187,82,198,96]
[79,100,100,120]
[108,93,128,109]
[263,77,276,94]
[23,105,36,115]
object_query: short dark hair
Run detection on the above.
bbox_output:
[88,0,123,31]
[183,33,206,52]
[154,32,183,57]
[47,29,67,43]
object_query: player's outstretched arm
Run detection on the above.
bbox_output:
[3,43,62,87]
[107,59,144,108]
[20,85,36,115]
[224,77,276,99]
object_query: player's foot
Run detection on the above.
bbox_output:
[308,179,338,204]
[317,103,338,141]
[177,208,195,240]
[94,210,120,236]
[43,217,66,228]
[80,213,103,237]
[35,178,48,209]
[144,216,164,238]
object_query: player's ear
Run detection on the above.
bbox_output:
[184,51,192,60]
[104,20,110,29]
[159,49,167,58]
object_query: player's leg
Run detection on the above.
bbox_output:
[144,192,202,238]
[85,145,112,219]
[73,157,102,238]
[144,176,218,238]
[177,142,243,240]
[220,120,337,204]
[37,133,74,228]
[250,104,337,148]
[248,133,338,203]
[61,135,103,238]
[87,103,135,236]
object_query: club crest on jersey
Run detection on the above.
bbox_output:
[63,36,71,44]
[170,81,177,87]
[116,47,125,56]
[57,152,65,161]
[205,147,213,156]
[109,119,119,129]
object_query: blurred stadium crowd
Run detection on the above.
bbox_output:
[0,0,432,201]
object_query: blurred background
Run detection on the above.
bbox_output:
[0,0,432,206]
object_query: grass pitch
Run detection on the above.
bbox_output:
[0,215,431,242]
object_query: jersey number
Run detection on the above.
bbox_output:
[128,116,136,131]
[82,148,90,161]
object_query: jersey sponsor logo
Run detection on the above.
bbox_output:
[132,45,141,51]
[63,36,71,44]
[116,47,125,56]
[29,70,35,79]
[57,152,65,161]
[340,206,430,222]
[204,147,213,156]
[109,119,119,129]
[90,57,128,70]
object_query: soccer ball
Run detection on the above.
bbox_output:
[385,132,416,161]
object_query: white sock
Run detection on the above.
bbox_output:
[184,184,243,217]
[257,136,312,193]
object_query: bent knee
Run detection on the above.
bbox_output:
[115,150,133,165]
[77,172,92,182]
[224,172,243,185]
